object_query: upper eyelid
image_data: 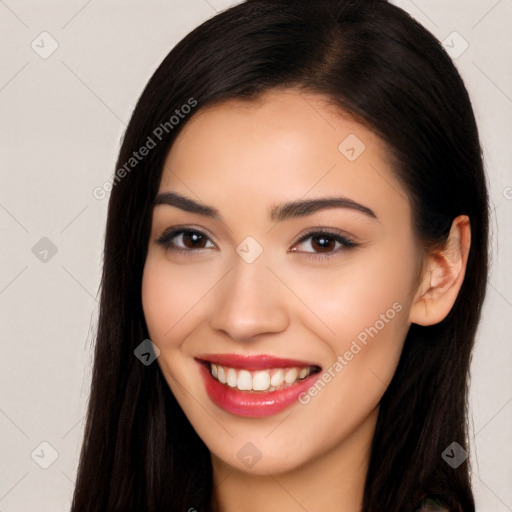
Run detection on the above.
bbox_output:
[290,227,356,245]
[156,225,219,244]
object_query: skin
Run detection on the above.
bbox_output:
[142,88,470,512]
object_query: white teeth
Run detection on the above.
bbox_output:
[237,370,252,391]
[270,369,284,387]
[252,371,271,391]
[284,368,298,384]
[227,368,237,387]
[209,363,314,392]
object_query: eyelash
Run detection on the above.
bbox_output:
[155,226,358,259]
[292,229,358,259]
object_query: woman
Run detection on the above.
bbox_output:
[71,1,488,511]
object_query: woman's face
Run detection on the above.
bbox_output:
[142,88,423,475]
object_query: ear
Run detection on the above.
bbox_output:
[409,215,471,326]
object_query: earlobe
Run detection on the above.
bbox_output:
[409,215,471,326]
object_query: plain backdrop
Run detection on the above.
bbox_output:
[0,1,511,510]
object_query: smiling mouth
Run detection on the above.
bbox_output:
[200,361,322,393]
[196,355,323,417]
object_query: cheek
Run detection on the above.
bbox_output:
[141,256,199,388]
[141,254,225,398]
[274,252,415,457]
[284,244,417,406]
[141,254,218,341]
[285,247,416,349]
[142,259,178,342]
[141,259,193,413]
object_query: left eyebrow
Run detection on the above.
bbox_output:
[269,197,378,222]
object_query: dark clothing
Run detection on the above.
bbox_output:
[416,496,450,511]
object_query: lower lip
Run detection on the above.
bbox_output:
[198,362,320,417]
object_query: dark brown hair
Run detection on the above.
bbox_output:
[71,1,488,510]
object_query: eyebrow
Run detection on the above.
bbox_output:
[154,192,220,218]
[269,197,377,222]
[153,191,377,222]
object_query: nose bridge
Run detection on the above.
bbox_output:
[209,253,289,341]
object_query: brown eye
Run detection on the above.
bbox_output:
[156,228,216,252]
[182,231,208,249]
[291,230,357,257]
[310,234,337,252]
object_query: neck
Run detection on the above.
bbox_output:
[210,408,378,512]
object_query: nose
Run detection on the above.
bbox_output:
[209,260,290,342]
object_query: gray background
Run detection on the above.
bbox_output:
[0,0,511,510]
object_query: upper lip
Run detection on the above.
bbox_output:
[195,353,321,371]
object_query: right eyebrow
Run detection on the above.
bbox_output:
[153,192,220,219]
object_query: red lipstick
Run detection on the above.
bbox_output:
[196,354,321,417]
[196,353,319,370]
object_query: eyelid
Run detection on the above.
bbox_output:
[290,227,357,247]
[155,225,218,250]
[289,228,358,259]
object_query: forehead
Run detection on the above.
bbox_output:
[160,89,409,225]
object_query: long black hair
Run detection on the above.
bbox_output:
[71,1,489,510]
